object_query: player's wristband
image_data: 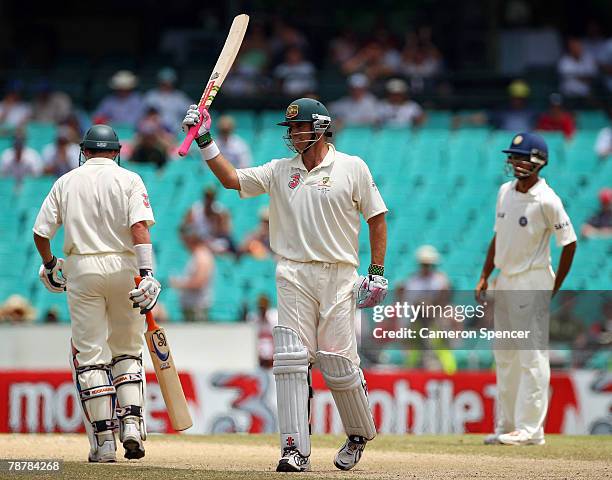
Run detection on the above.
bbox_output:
[368,264,384,276]
[200,139,221,161]
[195,131,213,148]
[44,256,58,270]
[134,243,153,274]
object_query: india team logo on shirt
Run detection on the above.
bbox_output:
[288,172,300,189]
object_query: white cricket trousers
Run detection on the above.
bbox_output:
[493,267,554,440]
[63,253,145,366]
[276,258,360,366]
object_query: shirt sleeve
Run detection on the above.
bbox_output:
[354,158,388,220]
[542,194,577,247]
[33,181,62,239]
[236,160,276,198]
[128,175,155,227]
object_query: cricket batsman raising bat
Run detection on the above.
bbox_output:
[182,89,388,471]
[178,13,249,156]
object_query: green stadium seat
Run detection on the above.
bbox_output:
[576,111,609,130]
[424,111,452,129]
[26,122,57,151]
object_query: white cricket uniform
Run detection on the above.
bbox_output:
[33,157,155,367]
[492,177,576,440]
[236,143,387,365]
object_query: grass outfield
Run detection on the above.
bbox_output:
[1,434,611,479]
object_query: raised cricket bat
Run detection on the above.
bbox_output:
[135,277,193,431]
[178,13,249,156]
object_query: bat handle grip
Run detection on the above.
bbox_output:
[178,125,198,157]
[134,276,159,331]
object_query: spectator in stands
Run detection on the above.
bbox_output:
[0,295,36,324]
[63,111,86,137]
[143,67,191,133]
[93,70,144,127]
[216,115,252,169]
[558,37,597,98]
[31,80,72,124]
[0,80,30,131]
[129,107,173,169]
[399,27,443,93]
[402,245,450,303]
[330,73,379,127]
[247,294,278,368]
[536,93,576,139]
[273,46,317,97]
[170,226,215,322]
[377,78,425,127]
[42,126,80,177]
[341,40,401,80]
[240,207,272,259]
[597,36,612,94]
[454,80,537,132]
[0,131,43,181]
[594,105,612,159]
[581,188,612,239]
[269,19,309,65]
[329,28,359,66]
[182,187,236,255]
[582,20,607,61]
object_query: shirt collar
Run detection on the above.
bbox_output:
[513,177,547,196]
[289,143,336,172]
[83,157,118,166]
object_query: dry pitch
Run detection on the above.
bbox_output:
[1,434,610,479]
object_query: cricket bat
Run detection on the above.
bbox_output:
[178,13,250,156]
[135,277,193,431]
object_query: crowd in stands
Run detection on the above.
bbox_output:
[0,20,611,346]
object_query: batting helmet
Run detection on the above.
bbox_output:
[80,124,121,151]
[502,132,548,178]
[278,98,331,134]
[79,124,122,166]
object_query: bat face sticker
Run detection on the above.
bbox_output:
[151,330,170,362]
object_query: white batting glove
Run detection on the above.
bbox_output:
[182,104,212,138]
[354,274,388,309]
[39,256,66,293]
[129,273,161,314]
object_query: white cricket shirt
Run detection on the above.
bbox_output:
[33,157,155,256]
[236,144,387,266]
[494,178,576,276]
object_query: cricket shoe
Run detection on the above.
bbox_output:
[276,448,311,472]
[334,435,367,471]
[498,430,545,446]
[121,417,145,459]
[483,433,503,445]
[88,431,117,463]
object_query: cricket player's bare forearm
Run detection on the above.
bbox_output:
[130,221,151,245]
[33,233,54,264]
[204,152,240,190]
[480,235,496,280]
[367,213,387,266]
[553,241,576,292]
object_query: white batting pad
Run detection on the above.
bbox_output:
[317,351,377,440]
[272,326,311,457]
